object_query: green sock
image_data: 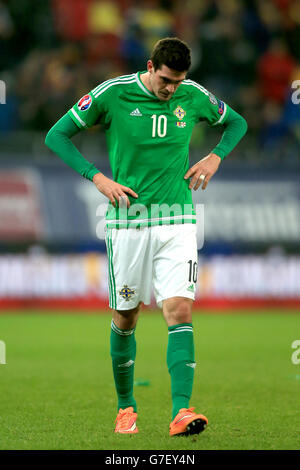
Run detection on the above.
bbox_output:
[167,323,195,420]
[110,320,137,412]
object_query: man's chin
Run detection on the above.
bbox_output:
[158,93,172,101]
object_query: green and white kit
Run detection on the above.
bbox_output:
[45,65,247,422]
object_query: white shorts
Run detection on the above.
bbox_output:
[105,224,198,310]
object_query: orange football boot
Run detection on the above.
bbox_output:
[114,407,139,434]
[169,407,208,436]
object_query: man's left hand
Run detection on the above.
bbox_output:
[184,153,221,190]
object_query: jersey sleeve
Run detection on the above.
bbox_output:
[68,90,106,129]
[190,81,228,127]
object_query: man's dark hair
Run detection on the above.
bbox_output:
[150,37,191,72]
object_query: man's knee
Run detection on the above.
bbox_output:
[113,302,141,329]
[163,297,193,326]
[117,301,141,317]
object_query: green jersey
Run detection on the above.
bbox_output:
[68,72,229,228]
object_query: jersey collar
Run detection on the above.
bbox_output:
[135,71,158,99]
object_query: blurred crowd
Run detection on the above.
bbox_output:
[0,0,300,158]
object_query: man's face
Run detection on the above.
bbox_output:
[147,61,187,101]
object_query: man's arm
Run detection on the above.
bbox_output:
[45,113,100,181]
[45,113,138,207]
[184,106,247,190]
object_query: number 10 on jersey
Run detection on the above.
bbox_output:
[151,114,167,138]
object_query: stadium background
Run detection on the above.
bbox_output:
[0,0,300,310]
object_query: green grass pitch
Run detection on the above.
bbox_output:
[0,310,300,450]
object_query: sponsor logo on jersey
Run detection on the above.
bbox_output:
[209,92,218,105]
[218,100,225,115]
[78,94,92,111]
[176,121,186,128]
[173,105,186,120]
[119,285,135,301]
[130,108,142,116]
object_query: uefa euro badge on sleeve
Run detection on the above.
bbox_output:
[119,285,135,301]
[77,94,92,111]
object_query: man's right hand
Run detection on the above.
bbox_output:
[92,172,138,207]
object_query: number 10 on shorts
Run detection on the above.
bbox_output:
[188,260,198,283]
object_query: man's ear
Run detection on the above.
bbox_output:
[147,60,154,73]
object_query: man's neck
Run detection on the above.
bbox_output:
[140,72,153,93]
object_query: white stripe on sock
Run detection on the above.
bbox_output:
[168,327,193,335]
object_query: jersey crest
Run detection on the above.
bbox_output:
[119,285,135,301]
[173,105,186,120]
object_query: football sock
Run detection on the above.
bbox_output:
[167,323,195,420]
[110,320,137,412]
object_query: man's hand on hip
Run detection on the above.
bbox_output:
[92,172,138,207]
[184,153,221,190]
